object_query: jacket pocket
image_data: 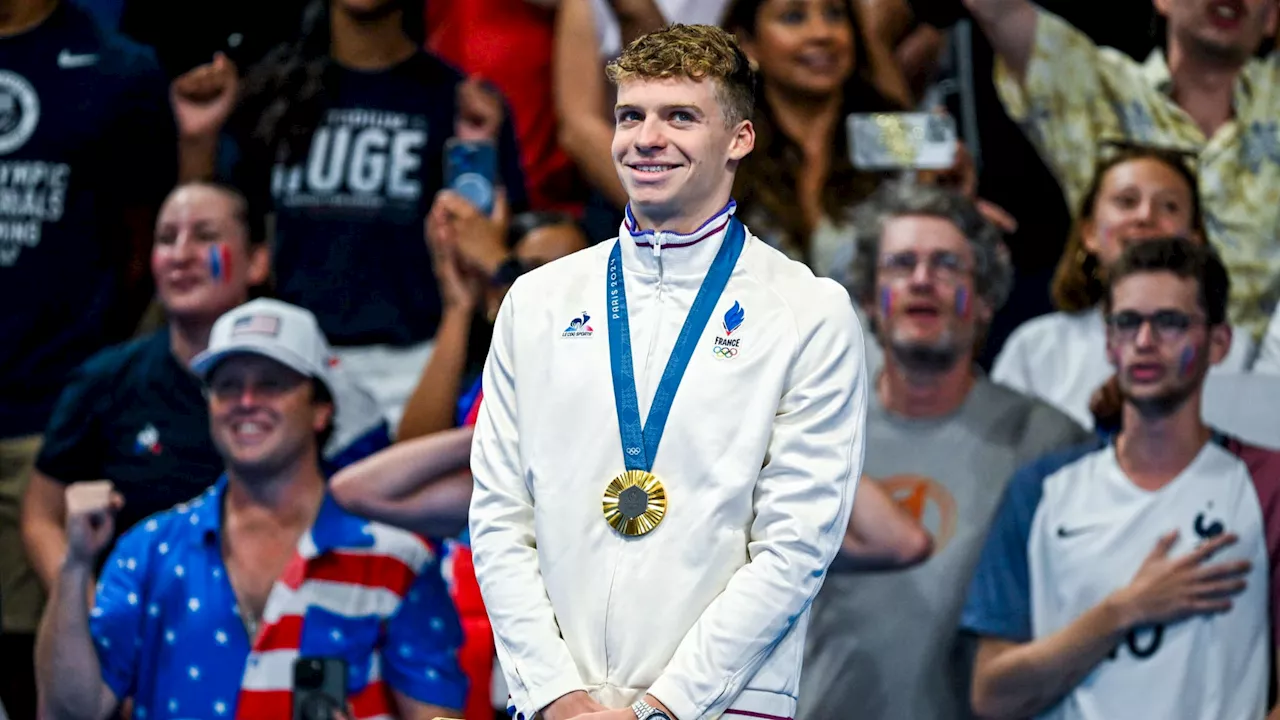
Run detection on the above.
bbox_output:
[299,605,384,694]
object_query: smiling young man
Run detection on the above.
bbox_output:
[467,23,867,720]
[36,299,466,720]
[962,237,1280,720]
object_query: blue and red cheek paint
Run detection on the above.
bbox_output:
[208,244,233,284]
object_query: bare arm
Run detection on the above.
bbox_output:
[392,689,463,720]
[607,0,667,47]
[970,601,1130,719]
[22,470,70,591]
[960,0,1038,84]
[172,54,238,183]
[856,0,917,108]
[38,564,118,720]
[554,0,629,209]
[38,483,126,720]
[329,428,476,537]
[830,478,933,572]
[397,307,476,441]
[972,532,1250,719]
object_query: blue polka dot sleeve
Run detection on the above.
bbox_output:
[381,559,468,710]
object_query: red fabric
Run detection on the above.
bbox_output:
[445,389,494,719]
[304,551,418,596]
[463,388,484,428]
[425,0,584,213]
[1225,437,1280,647]
[446,544,496,720]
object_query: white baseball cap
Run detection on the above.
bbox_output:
[191,298,334,392]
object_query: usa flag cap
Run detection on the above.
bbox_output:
[191,298,335,396]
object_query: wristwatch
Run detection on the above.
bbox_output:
[630,699,671,720]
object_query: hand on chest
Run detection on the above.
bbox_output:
[1044,481,1253,609]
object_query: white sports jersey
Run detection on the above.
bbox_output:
[962,435,1280,720]
[991,308,1255,429]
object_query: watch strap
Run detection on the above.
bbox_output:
[630,699,670,720]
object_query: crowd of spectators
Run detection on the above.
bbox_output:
[3,0,1280,718]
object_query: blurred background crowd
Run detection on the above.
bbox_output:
[3,0,1280,717]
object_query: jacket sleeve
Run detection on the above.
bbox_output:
[467,287,586,717]
[647,280,868,720]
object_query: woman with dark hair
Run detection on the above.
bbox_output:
[172,0,528,435]
[723,0,900,286]
[992,146,1255,429]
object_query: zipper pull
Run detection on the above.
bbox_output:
[652,231,663,258]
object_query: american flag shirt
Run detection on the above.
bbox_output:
[90,476,467,719]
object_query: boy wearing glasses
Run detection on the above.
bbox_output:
[962,237,1280,720]
[798,181,1088,720]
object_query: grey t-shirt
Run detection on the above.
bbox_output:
[798,377,1091,720]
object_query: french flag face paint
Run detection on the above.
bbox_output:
[879,286,894,318]
[208,243,232,284]
[1178,345,1198,379]
[954,286,970,320]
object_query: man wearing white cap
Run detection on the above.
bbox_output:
[37,299,467,720]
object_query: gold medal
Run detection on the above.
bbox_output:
[602,470,666,537]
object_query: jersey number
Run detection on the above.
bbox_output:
[1106,624,1165,661]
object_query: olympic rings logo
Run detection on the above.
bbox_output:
[712,346,738,359]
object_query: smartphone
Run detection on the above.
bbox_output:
[292,656,348,720]
[846,112,958,171]
[444,138,498,215]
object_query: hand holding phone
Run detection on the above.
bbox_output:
[444,138,498,215]
[293,656,348,720]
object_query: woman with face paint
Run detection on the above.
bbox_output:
[991,147,1256,430]
[20,182,393,605]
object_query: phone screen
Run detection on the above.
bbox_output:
[292,656,348,720]
[846,112,958,171]
[444,138,498,215]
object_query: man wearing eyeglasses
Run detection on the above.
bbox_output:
[798,181,1089,720]
[962,237,1280,720]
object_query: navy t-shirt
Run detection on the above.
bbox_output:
[35,330,224,540]
[0,1,175,438]
[235,51,528,347]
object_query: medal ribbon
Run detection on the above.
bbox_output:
[606,216,746,472]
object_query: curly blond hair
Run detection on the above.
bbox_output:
[606,24,756,126]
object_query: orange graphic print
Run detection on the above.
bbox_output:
[875,474,959,554]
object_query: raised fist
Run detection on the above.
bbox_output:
[65,480,124,566]
[171,52,239,140]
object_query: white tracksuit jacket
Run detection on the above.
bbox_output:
[469,203,868,720]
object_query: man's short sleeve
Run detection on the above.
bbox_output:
[35,359,111,482]
[960,459,1050,642]
[90,524,153,699]
[381,556,468,709]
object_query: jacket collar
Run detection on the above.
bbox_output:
[618,200,738,278]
